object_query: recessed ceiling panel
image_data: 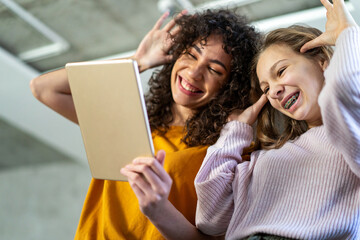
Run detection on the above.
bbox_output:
[0,1,52,55]
[0,0,350,72]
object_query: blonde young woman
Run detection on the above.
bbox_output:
[193,0,360,239]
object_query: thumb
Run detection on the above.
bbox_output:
[156,150,166,166]
[251,94,268,118]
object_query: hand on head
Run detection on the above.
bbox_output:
[133,10,187,72]
[227,94,268,126]
[120,150,172,218]
[301,0,357,53]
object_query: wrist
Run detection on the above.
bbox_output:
[147,200,173,225]
[131,54,149,73]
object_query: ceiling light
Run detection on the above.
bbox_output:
[157,0,179,14]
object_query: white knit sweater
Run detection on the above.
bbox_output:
[195,27,360,240]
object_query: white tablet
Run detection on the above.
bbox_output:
[66,59,154,181]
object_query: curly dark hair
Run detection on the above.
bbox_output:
[145,9,260,146]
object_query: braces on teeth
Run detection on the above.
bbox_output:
[284,93,299,109]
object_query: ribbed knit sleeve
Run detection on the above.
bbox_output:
[318,26,360,177]
[194,121,253,235]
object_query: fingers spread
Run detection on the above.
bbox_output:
[163,9,187,33]
[169,25,180,37]
[153,11,170,30]
[320,0,333,10]
[163,18,176,33]
[176,9,188,19]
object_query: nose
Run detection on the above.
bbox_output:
[268,84,284,99]
[188,62,204,81]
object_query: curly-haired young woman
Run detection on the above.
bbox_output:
[31,9,260,239]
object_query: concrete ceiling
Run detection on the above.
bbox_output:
[0,0,331,72]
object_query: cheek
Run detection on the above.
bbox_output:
[304,75,324,99]
[172,56,186,73]
[269,98,281,109]
[176,55,191,67]
[314,78,324,93]
[170,66,178,91]
[207,77,226,94]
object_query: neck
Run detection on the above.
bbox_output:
[307,118,323,128]
[306,107,323,128]
[170,104,194,126]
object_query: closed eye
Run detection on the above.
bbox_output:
[186,51,196,60]
[208,67,222,75]
[277,67,286,77]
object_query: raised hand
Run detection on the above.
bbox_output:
[133,10,187,72]
[120,150,173,219]
[301,0,357,53]
[227,94,268,126]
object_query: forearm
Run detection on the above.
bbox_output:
[30,68,78,123]
[319,26,360,174]
[121,153,219,240]
[195,121,253,235]
[150,200,223,240]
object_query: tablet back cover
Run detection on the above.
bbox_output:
[66,59,154,181]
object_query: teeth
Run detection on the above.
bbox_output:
[181,79,200,93]
[284,93,299,109]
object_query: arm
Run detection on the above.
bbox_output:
[195,95,268,235]
[30,68,78,123]
[30,11,184,123]
[320,28,360,174]
[302,0,360,176]
[194,121,253,235]
[120,151,222,240]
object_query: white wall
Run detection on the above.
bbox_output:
[0,47,155,163]
[254,1,359,32]
[0,47,87,162]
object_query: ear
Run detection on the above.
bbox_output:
[319,59,329,71]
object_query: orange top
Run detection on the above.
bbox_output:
[74,126,208,240]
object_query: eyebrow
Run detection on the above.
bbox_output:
[193,45,228,72]
[259,81,266,88]
[259,59,288,87]
[270,59,287,75]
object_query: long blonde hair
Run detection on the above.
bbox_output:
[251,25,333,150]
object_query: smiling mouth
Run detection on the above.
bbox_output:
[180,78,203,93]
[284,92,299,109]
